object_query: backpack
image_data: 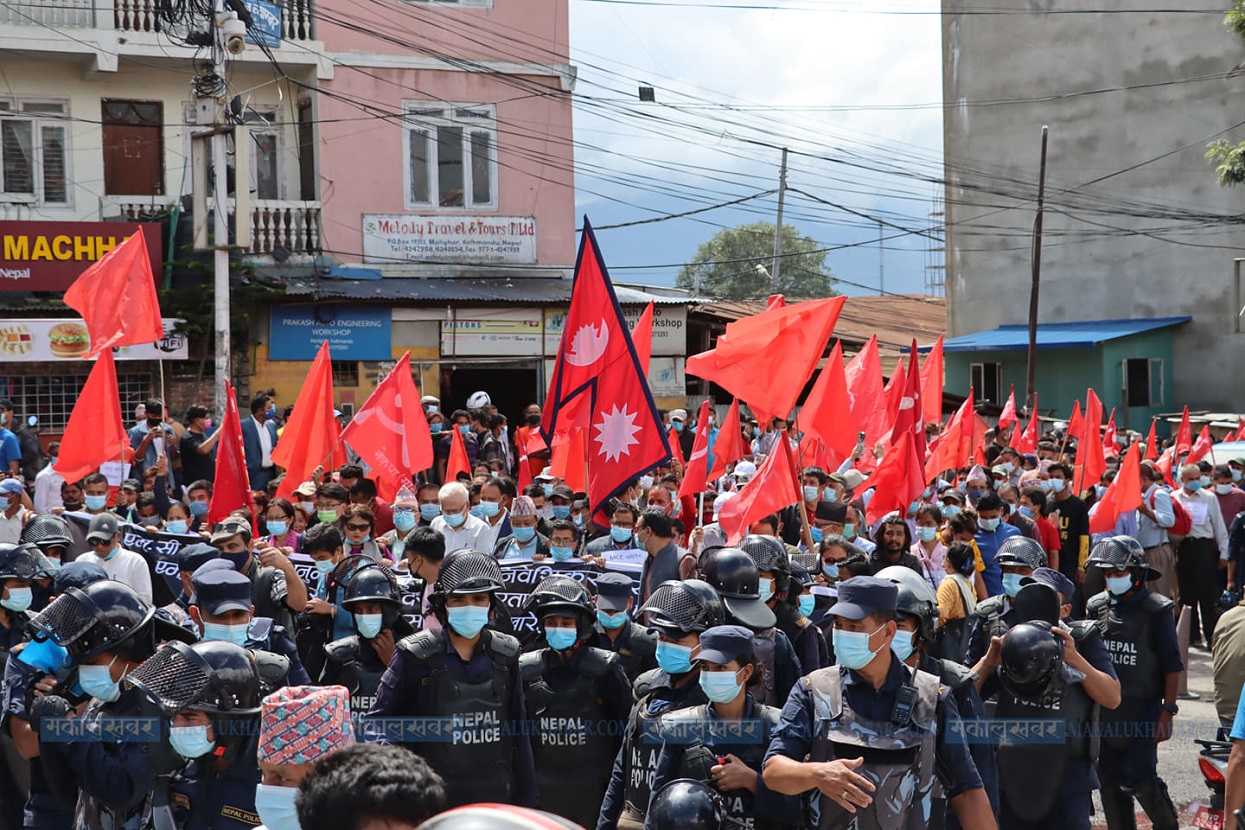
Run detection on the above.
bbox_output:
[1153,490,1191,545]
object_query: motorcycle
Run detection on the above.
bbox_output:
[1194,736,1232,830]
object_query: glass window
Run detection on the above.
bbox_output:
[403,103,498,210]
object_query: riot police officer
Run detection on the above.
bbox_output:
[1086,537,1182,830]
[19,515,72,609]
[740,535,828,673]
[762,576,997,830]
[322,565,415,715]
[965,535,1047,665]
[0,544,41,653]
[700,547,802,709]
[366,549,536,808]
[189,563,310,686]
[173,544,222,616]
[585,572,657,683]
[597,579,724,830]
[520,575,632,827]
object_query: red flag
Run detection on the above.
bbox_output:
[997,386,1018,432]
[548,426,587,493]
[1155,451,1175,487]
[678,401,713,500]
[1188,425,1214,465]
[882,357,907,440]
[668,426,686,467]
[1144,420,1158,461]
[1235,418,1245,442]
[972,412,990,466]
[866,431,926,524]
[63,226,163,357]
[273,342,338,499]
[1089,442,1143,534]
[631,300,654,375]
[54,351,127,482]
[1175,406,1192,456]
[1102,409,1120,459]
[1014,394,1039,454]
[718,432,800,544]
[890,342,925,458]
[686,296,844,424]
[1067,400,1084,441]
[543,221,671,521]
[707,400,745,482]
[925,391,975,481]
[1073,390,1106,494]
[447,423,471,482]
[766,294,786,311]
[920,336,944,425]
[208,383,252,524]
[517,429,547,490]
[340,353,433,501]
[798,341,858,470]
[845,335,887,469]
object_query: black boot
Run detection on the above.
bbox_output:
[1131,778,1179,830]
[1098,783,1137,830]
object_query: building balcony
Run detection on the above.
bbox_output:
[104,196,322,258]
[0,0,316,40]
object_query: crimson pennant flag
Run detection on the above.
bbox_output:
[717,431,800,544]
[845,334,887,471]
[686,296,845,425]
[274,342,338,499]
[1067,400,1084,441]
[208,382,252,524]
[517,429,547,490]
[632,300,654,375]
[707,399,745,482]
[1143,420,1158,461]
[882,356,907,439]
[925,390,975,481]
[668,426,686,467]
[1235,418,1245,442]
[548,426,588,493]
[447,422,471,482]
[998,386,1018,432]
[890,341,925,459]
[1014,394,1040,455]
[867,431,926,524]
[1188,425,1214,465]
[340,353,433,502]
[678,401,713,500]
[920,336,944,426]
[1155,451,1176,486]
[1175,406,1192,456]
[972,412,990,466]
[63,226,164,358]
[766,294,786,311]
[798,340,858,471]
[54,350,127,482]
[543,220,671,520]
[1102,409,1119,459]
[1089,442,1143,534]
[1073,389,1106,494]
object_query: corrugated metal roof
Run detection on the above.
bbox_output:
[281,276,693,306]
[937,317,1192,353]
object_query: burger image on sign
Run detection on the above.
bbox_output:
[48,322,90,358]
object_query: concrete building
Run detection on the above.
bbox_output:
[941,1,1245,413]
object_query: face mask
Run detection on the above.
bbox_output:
[639,475,654,491]
[84,495,108,511]
[1093,485,1106,499]
[699,668,743,704]
[1106,574,1134,596]
[842,523,856,542]
[356,613,383,639]
[469,504,486,519]
[420,504,441,521]
[429,422,443,435]
[166,520,189,535]
[1201,475,1213,488]
[1185,480,1203,492]
[1,587,32,613]
[100,546,119,562]
[456,424,470,436]
[478,501,501,518]
[1217,484,1234,495]
[810,527,824,544]
[317,510,339,524]
[822,562,839,579]
[314,559,335,576]
[1018,506,1034,519]
[758,577,774,603]
[443,512,466,528]
[392,510,417,532]
[63,500,83,511]
[512,525,536,543]
[891,629,917,661]
[551,505,571,520]
[446,605,489,638]
[45,556,61,571]
[752,427,760,439]
[656,641,694,675]
[138,516,161,527]
[16,637,70,673]
[798,595,816,618]
[550,545,575,562]
[541,483,555,498]
[169,724,216,759]
[1002,572,1025,597]
[1049,479,1066,494]
[980,518,1001,532]
[832,625,883,671]
[202,621,248,647]
[803,485,820,503]
[598,609,628,629]
[967,489,984,502]
[266,521,288,537]
[545,627,578,651]
[1001,462,1015,474]
[79,663,122,702]
[672,422,684,434]
[1235,470,1244,483]
[221,551,251,572]
[610,526,633,544]
[426,405,439,415]
[298,501,315,516]
[350,535,371,548]
[190,500,210,517]
[1039,480,1053,492]
[943,505,961,517]
[917,526,938,543]
[572,513,584,528]
[254,784,301,830]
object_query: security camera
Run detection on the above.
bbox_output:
[220,14,247,55]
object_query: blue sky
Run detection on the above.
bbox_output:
[568,0,944,297]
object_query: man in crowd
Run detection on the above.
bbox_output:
[241,394,281,490]
[431,481,492,554]
[179,404,222,486]
[1173,463,1232,648]
[128,399,179,490]
[78,512,153,602]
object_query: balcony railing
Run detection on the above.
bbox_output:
[0,0,315,39]
[104,197,322,257]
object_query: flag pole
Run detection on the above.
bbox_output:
[790,413,816,552]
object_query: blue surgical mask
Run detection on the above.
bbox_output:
[597,609,628,629]
[356,613,383,639]
[656,641,694,675]
[967,489,984,502]
[672,422,684,434]
[979,518,1001,532]
[169,724,216,759]
[1185,480,1204,493]
[100,546,119,562]
[189,500,210,517]
[443,511,466,528]
[478,501,501,518]
[420,504,441,521]
[458,424,470,436]
[810,526,824,544]
[551,505,571,520]
[822,562,839,579]
[541,483,555,497]
[1217,484,1234,496]
[446,605,489,638]
[758,577,774,603]
[512,525,536,544]
[1002,572,1025,598]
[470,504,487,519]
[166,519,190,535]
[832,625,882,671]
[917,526,938,543]
[1106,574,1135,596]
[2,587,32,613]
[314,559,336,576]
[545,627,578,651]
[699,669,743,704]
[1018,506,1034,519]
[1049,479,1066,494]
[943,505,962,517]
[550,545,575,562]
[84,495,108,512]
[429,422,443,435]
[1234,470,1243,483]
[393,510,417,532]
[1201,475,1213,488]
[798,595,816,618]
[254,784,301,830]
[573,513,584,528]
[752,427,760,439]
[610,526,633,544]
[266,521,288,537]
[1001,462,1015,474]
[202,621,249,647]
[842,523,856,542]
[890,630,917,662]
[16,637,70,673]
[1039,480,1053,492]
[78,663,121,702]
[803,485,820,503]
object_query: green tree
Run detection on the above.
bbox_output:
[1207,2,1245,185]
[675,222,834,299]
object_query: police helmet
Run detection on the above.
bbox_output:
[639,579,724,638]
[1087,536,1160,582]
[524,575,594,639]
[739,534,791,597]
[20,514,71,551]
[428,550,504,623]
[0,543,38,582]
[999,622,1062,701]
[343,564,403,630]
[699,547,776,632]
[875,564,939,645]
[27,580,193,663]
[415,805,583,830]
[126,640,263,716]
[995,536,1047,570]
[648,779,726,830]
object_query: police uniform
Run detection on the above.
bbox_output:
[587,574,657,683]
[2,644,74,830]
[322,623,410,715]
[965,594,1018,666]
[774,600,829,673]
[169,748,263,830]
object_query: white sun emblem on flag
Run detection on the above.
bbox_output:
[594,404,642,462]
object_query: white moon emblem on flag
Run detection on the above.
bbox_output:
[594,404,641,462]
[566,320,610,367]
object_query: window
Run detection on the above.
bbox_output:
[403,103,497,210]
[244,109,281,201]
[331,361,359,386]
[102,99,164,197]
[1123,358,1163,407]
[0,100,68,204]
[970,362,1002,404]
[0,370,151,431]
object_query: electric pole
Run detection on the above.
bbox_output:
[877,219,884,296]
[212,1,231,417]
[770,147,788,285]
[1025,126,1049,414]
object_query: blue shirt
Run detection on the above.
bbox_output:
[974,522,1021,596]
[0,428,20,472]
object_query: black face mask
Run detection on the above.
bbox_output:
[63,499,83,511]
[147,419,163,430]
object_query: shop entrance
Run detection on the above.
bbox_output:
[442,365,540,423]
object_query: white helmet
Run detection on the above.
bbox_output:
[467,391,491,409]
[733,460,758,483]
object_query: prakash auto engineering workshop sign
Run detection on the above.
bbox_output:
[361,215,538,264]
[269,304,393,361]
[0,220,163,292]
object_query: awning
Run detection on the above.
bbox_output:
[930,317,1191,353]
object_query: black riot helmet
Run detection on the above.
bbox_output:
[699,547,776,632]
[20,514,72,552]
[875,564,939,646]
[999,622,1063,701]
[524,575,595,640]
[428,550,504,624]
[27,580,192,663]
[1087,536,1160,582]
[648,779,726,830]
[0,543,37,582]
[342,564,403,630]
[995,536,1047,570]
[739,534,791,598]
[639,579,724,638]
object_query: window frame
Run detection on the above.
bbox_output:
[0,98,71,207]
[243,108,283,202]
[969,361,1002,405]
[402,102,498,211]
[1122,357,1164,408]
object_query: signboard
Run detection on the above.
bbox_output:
[0,318,187,362]
[242,0,282,47]
[441,317,544,357]
[543,304,687,356]
[649,357,686,397]
[269,304,392,361]
[362,214,537,265]
[0,221,162,292]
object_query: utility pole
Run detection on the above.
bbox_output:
[770,147,788,285]
[877,219,884,296]
[212,3,231,417]
[1025,125,1049,414]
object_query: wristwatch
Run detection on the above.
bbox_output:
[1161,702,1179,715]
